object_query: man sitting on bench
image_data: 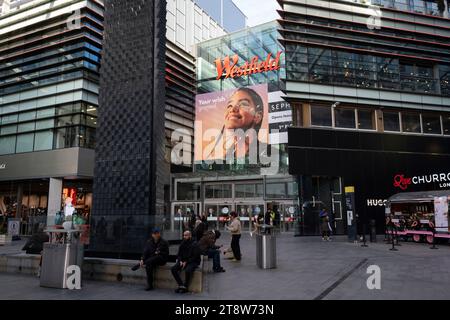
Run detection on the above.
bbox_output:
[132,228,169,291]
[198,230,225,273]
[171,231,200,294]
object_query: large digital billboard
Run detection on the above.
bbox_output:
[194,84,292,170]
[195,84,269,164]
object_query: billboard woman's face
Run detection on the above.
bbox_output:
[224,90,262,130]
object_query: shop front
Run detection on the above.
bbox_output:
[170,176,300,236]
[386,190,450,244]
[288,127,450,235]
[0,148,94,237]
[0,179,49,236]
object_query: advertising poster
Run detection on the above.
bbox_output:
[434,196,449,232]
[268,91,292,144]
[7,218,20,237]
[195,84,269,163]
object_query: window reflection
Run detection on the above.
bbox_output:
[383,111,400,132]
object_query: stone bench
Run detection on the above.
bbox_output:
[0,253,209,293]
[0,253,40,275]
[83,256,208,293]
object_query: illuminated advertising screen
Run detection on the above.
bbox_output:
[194,84,292,171]
[194,84,269,164]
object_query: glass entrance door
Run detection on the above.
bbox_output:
[172,203,200,234]
[204,204,234,231]
[269,202,299,233]
[236,203,264,232]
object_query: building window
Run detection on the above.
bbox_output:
[54,127,79,149]
[16,133,34,153]
[266,183,286,199]
[334,108,356,129]
[79,127,96,149]
[1,125,17,135]
[383,111,400,132]
[440,65,450,96]
[34,131,53,151]
[36,119,54,130]
[0,136,16,155]
[205,184,232,199]
[358,109,376,130]
[256,184,264,197]
[19,111,36,122]
[401,113,421,133]
[443,115,450,135]
[235,184,257,198]
[18,122,35,133]
[176,183,200,201]
[311,105,332,127]
[412,0,425,13]
[422,114,442,135]
[1,114,18,125]
[287,182,298,197]
[400,63,435,94]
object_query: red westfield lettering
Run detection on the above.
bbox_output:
[393,174,412,190]
[215,51,282,80]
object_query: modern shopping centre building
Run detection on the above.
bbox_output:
[172,0,450,241]
[0,0,449,257]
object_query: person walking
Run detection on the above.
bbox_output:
[171,231,201,294]
[226,212,242,261]
[265,204,275,225]
[198,230,225,273]
[320,209,332,241]
[132,228,169,291]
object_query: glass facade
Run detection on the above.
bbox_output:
[371,0,448,16]
[194,0,247,32]
[195,21,289,174]
[197,21,285,94]
[0,1,102,155]
[285,45,447,96]
[308,106,450,135]
[281,12,450,96]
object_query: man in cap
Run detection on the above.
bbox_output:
[132,227,169,291]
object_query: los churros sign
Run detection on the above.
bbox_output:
[215,51,283,80]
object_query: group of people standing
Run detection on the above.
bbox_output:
[133,211,243,294]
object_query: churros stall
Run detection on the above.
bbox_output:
[386,190,450,244]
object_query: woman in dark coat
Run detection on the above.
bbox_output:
[320,209,332,241]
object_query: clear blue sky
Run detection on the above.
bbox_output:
[233,0,281,27]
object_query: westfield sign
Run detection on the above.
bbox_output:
[215,51,283,80]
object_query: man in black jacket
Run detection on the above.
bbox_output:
[134,228,169,291]
[198,230,225,273]
[171,230,200,293]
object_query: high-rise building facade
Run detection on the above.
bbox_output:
[169,0,450,238]
[0,0,230,254]
[0,0,103,231]
[194,0,247,32]
[279,0,450,234]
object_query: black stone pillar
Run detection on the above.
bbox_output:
[90,0,167,256]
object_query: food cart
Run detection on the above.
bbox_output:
[386,190,450,244]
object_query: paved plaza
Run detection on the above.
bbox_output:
[1,233,450,300]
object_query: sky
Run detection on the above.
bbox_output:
[233,0,281,27]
